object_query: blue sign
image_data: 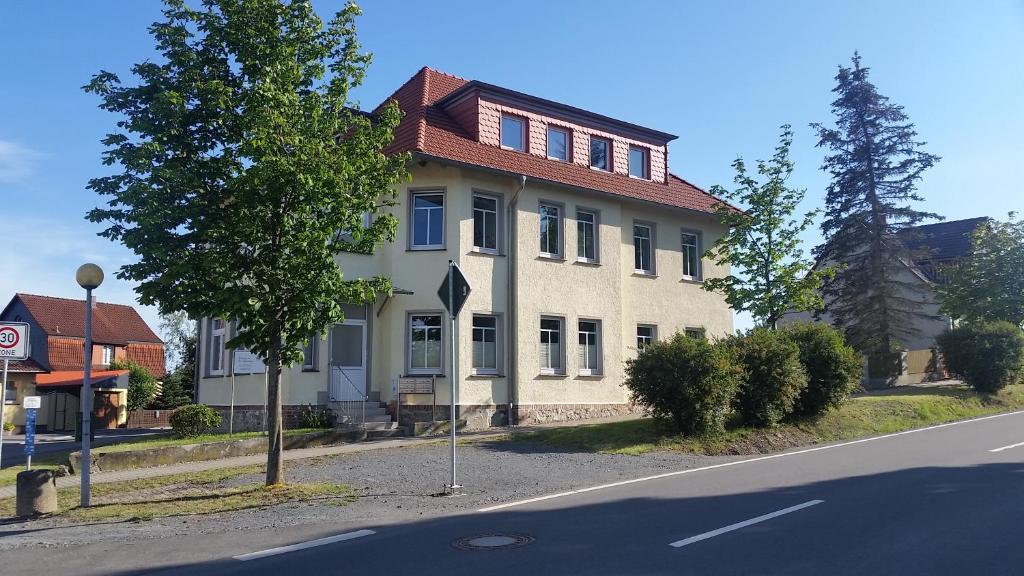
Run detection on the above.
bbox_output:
[23,409,36,457]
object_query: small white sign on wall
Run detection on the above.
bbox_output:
[233,348,266,374]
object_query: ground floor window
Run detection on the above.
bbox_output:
[301,332,319,371]
[472,314,499,374]
[636,325,656,350]
[409,314,443,374]
[578,320,601,375]
[539,316,564,374]
[3,379,15,404]
[685,327,707,340]
[208,318,226,376]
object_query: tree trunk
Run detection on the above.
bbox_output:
[265,323,284,486]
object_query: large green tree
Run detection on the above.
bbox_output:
[939,214,1024,327]
[704,126,831,329]
[812,53,940,370]
[85,0,407,485]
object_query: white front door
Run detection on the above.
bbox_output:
[330,319,367,401]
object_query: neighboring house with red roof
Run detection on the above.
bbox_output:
[198,67,735,432]
[1,293,165,432]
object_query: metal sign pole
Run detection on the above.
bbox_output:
[0,358,8,469]
[82,288,94,508]
[448,261,459,494]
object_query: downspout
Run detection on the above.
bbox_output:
[507,175,526,426]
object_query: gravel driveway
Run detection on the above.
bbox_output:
[0,438,735,550]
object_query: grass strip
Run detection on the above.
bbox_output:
[506,384,1024,456]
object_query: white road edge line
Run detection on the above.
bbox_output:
[477,409,1024,513]
[233,529,376,561]
[989,440,1024,453]
[669,499,824,548]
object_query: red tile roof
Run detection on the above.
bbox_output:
[35,370,129,389]
[46,336,167,377]
[125,342,168,378]
[4,358,45,373]
[12,294,162,345]
[377,67,733,214]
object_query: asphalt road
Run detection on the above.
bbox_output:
[5,411,1024,575]
[0,429,165,467]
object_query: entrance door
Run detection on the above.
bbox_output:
[94,392,119,429]
[330,308,367,401]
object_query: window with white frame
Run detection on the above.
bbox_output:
[411,192,444,249]
[578,320,601,375]
[301,332,318,371]
[636,325,656,350]
[3,379,15,404]
[539,317,564,374]
[681,231,702,280]
[501,115,526,151]
[101,345,114,365]
[472,315,499,374]
[409,314,443,374]
[590,137,610,170]
[338,211,372,246]
[208,318,226,376]
[634,223,654,274]
[628,146,649,179]
[473,193,499,253]
[547,126,569,161]
[577,209,597,262]
[539,203,561,257]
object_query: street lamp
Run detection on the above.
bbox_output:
[75,263,103,508]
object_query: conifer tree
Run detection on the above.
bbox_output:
[812,53,940,373]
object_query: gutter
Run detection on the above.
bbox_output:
[507,174,526,426]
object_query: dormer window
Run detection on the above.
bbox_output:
[501,115,526,151]
[546,126,569,161]
[629,146,649,179]
[590,137,610,171]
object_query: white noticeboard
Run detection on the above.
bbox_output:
[0,322,29,361]
[233,348,266,374]
[22,396,41,409]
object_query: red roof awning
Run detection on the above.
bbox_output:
[34,370,129,389]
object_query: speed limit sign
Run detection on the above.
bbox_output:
[0,322,29,360]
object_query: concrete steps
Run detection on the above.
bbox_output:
[330,400,407,438]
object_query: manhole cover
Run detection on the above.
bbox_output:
[452,533,534,551]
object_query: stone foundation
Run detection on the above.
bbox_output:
[393,404,509,430]
[513,403,642,426]
[209,405,309,433]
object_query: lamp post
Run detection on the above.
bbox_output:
[76,263,103,508]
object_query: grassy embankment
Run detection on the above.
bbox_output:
[508,383,1024,456]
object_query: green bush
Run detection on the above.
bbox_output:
[169,404,222,438]
[625,333,743,436]
[2,422,14,433]
[111,359,158,411]
[782,322,863,417]
[297,404,334,429]
[937,321,1024,393]
[729,329,808,427]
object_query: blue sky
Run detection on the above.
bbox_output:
[1,0,1021,336]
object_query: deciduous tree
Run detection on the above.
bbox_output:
[939,214,1024,327]
[85,0,407,485]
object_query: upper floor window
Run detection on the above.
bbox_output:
[634,223,654,274]
[590,137,610,170]
[636,325,656,350]
[472,314,499,374]
[101,345,114,365]
[577,209,598,263]
[208,318,226,376]
[629,146,649,179]
[547,127,569,161]
[411,191,444,249]
[501,115,526,151]
[539,203,562,258]
[681,231,702,280]
[685,327,707,340]
[473,193,499,253]
[3,378,16,405]
[578,320,601,376]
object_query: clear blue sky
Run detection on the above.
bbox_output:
[1,0,1021,335]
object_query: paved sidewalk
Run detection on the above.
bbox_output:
[0,414,643,499]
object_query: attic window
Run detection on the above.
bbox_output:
[547,127,569,161]
[501,115,525,151]
[629,146,649,179]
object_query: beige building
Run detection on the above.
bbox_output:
[197,68,735,431]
